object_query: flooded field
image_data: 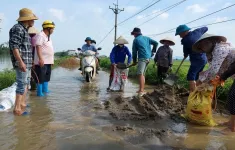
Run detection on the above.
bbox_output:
[0,67,234,150]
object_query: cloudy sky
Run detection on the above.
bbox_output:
[0,0,234,57]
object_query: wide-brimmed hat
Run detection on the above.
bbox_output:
[193,33,227,52]
[28,26,39,34]
[114,36,129,45]
[85,37,92,42]
[131,27,141,35]
[17,8,38,21]
[175,24,191,36]
[160,37,175,46]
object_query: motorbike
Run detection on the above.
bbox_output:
[77,48,101,82]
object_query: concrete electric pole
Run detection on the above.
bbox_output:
[109,0,124,45]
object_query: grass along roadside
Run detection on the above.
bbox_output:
[0,56,79,91]
[99,57,232,101]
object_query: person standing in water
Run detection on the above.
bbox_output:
[131,27,158,96]
[34,20,55,96]
[28,26,39,91]
[107,36,132,90]
[9,8,38,115]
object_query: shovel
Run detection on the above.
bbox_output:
[164,58,186,86]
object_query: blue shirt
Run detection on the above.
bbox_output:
[181,27,208,65]
[132,35,158,63]
[110,45,132,64]
[82,44,97,52]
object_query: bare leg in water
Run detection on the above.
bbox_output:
[137,74,145,93]
[14,94,23,116]
[21,87,28,112]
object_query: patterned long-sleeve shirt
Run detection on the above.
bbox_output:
[9,22,33,69]
[154,45,173,68]
[199,43,235,83]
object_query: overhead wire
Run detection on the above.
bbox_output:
[97,27,115,46]
[147,18,235,37]
[118,0,162,25]
[137,0,186,27]
[150,3,235,36]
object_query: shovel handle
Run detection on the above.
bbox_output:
[175,57,186,75]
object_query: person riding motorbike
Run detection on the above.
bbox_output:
[79,37,100,73]
[107,36,132,90]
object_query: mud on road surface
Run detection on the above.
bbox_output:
[104,85,189,121]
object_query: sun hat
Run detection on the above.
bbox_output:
[131,27,142,35]
[28,26,39,34]
[175,25,191,36]
[160,37,175,46]
[114,36,129,45]
[85,37,92,42]
[17,8,38,21]
[192,33,227,52]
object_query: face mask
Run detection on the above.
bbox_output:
[119,45,124,48]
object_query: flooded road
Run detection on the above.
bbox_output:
[0,67,235,150]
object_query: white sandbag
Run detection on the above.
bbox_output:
[0,83,16,112]
[110,68,129,91]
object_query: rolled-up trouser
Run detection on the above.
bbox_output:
[15,68,31,95]
[137,59,149,75]
[34,65,52,84]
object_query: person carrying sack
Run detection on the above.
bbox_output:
[107,36,132,91]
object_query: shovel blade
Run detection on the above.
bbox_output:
[164,74,179,86]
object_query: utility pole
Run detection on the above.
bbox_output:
[109,0,124,45]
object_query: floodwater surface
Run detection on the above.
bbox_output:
[0,67,235,150]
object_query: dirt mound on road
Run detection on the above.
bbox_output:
[104,85,189,121]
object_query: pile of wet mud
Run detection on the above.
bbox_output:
[104,85,189,121]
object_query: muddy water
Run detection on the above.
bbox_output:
[0,67,235,150]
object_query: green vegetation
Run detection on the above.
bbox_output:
[99,57,232,100]
[54,51,69,57]
[0,69,16,91]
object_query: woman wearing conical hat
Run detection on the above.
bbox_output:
[193,33,235,132]
[28,26,39,91]
[154,37,175,83]
[107,36,132,91]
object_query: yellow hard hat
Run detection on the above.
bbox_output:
[42,20,55,29]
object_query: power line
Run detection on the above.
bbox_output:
[120,0,186,35]
[139,0,186,20]
[147,19,235,37]
[118,0,162,25]
[97,27,115,46]
[137,0,186,27]
[152,3,235,36]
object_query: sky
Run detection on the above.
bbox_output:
[0,0,234,57]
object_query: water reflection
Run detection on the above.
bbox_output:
[0,55,12,71]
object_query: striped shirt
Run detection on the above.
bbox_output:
[9,22,33,68]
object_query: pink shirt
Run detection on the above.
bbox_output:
[34,31,54,65]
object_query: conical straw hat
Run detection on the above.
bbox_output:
[114,36,129,44]
[28,26,39,34]
[17,8,38,21]
[193,33,227,52]
[160,37,175,46]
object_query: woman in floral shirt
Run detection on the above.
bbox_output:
[192,33,235,84]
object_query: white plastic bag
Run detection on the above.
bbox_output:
[110,68,129,91]
[0,83,16,112]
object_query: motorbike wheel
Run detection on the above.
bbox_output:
[86,72,91,82]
